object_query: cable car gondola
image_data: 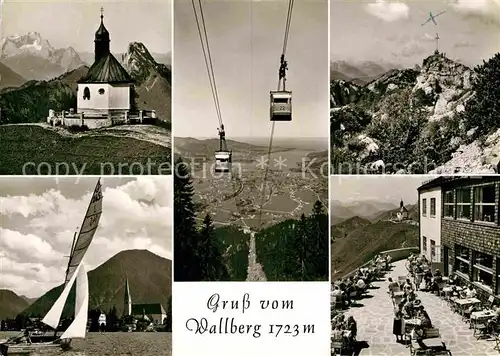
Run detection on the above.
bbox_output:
[270,90,292,121]
[214,150,232,172]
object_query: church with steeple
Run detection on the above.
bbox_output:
[75,7,134,126]
[396,199,409,222]
[122,277,167,326]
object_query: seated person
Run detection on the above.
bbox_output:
[332,285,342,299]
[411,327,428,350]
[331,324,343,341]
[416,306,432,328]
[346,316,357,340]
[403,278,413,291]
[448,273,457,285]
[356,277,366,291]
[487,306,500,333]
[403,300,414,318]
[387,277,400,295]
[465,285,477,299]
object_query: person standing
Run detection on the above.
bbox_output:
[393,310,404,342]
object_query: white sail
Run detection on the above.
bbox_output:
[60,264,88,339]
[65,179,103,285]
[42,263,82,329]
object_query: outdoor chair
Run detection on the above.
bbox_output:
[494,333,500,352]
[472,319,489,339]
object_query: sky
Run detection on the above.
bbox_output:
[330,175,428,205]
[174,0,329,139]
[0,176,172,298]
[330,0,500,67]
[1,0,172,54]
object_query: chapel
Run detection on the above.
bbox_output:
[76,8,134,118]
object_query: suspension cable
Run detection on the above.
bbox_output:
[256,0,294,231]
[192,0,223,128]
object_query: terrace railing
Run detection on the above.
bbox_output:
[339,246,419,280]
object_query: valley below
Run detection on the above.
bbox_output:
[178,138,328,229]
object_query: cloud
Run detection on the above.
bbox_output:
[451,0,500,24]
[365,0,410,22]
[454,39,474,48]
[0,177,172,298]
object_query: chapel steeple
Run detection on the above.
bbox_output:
[94,7,110,62]
[123,277,132,316]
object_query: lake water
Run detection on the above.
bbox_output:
[0,332,172,356]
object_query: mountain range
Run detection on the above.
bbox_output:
[0,32,86,81]
[0,33,171,124]
[1,249,172,320]
[330,60,403,86]
[330,199,401,224]
[330,51,500,173]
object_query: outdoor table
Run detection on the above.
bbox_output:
[471,310,495,321]
[393,291,405,297]
[405,318,422,326]
[455,298,481,315]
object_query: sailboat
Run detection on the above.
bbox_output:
[0,179,103,355]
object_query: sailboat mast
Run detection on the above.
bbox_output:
[65,178,101,283]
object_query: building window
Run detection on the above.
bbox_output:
[473,251,494,290]
[456,187,471,220]
[444,190,454,218]
[98,88,105,95]
[430,198,436,217]
[422,236,427,252]
[83,87,90,100]
[430,240,436,261]
[474,184,495,223]
[422,198,427,216]
[454,244,470,278]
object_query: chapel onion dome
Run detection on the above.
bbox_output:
[95,13,110,39]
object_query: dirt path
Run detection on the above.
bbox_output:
[245,229,267,281]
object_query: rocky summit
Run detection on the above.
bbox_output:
[330,52,500,174]
[0,32,85,80]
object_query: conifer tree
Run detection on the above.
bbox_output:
[174,156,201,281]
[165,295,172,332]
[309,200,329,279]
[198,214,229,281]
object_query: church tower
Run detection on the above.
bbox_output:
[400,199,404,208]
[123,277,132,316]
[94,7,110,62]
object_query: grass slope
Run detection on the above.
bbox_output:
[0,290,29,320]
[22,250,172,317]
[331,221,419,280]
[0,126,170,175]
[331,216,371,239]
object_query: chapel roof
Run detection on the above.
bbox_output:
[78,53,134,84]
